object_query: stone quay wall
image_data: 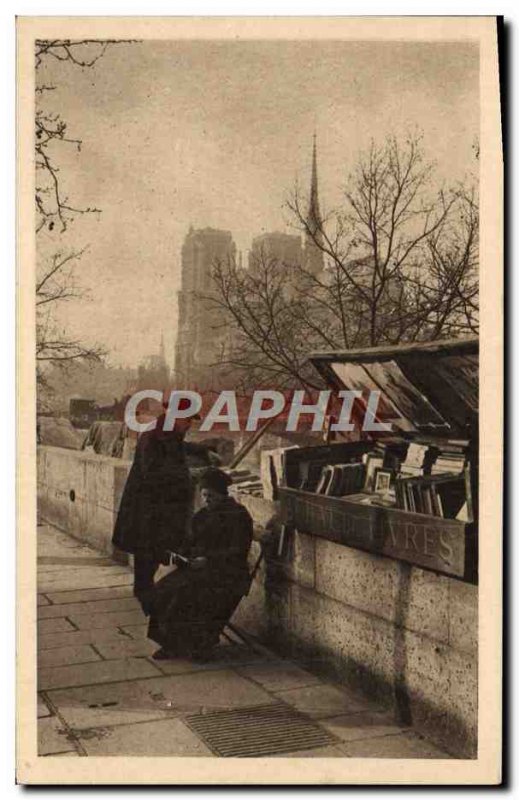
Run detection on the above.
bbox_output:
[37,446,477,758]
[37,445,131,556]
[233,495,478,760]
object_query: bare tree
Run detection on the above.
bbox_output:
[288,132,470,346]
[409,185,479,339]
[209,249,324,390]
[35,40,131,400]
[206,133,479,388]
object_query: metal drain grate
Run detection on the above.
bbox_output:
[185,703,337,757]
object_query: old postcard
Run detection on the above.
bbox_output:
[17,16,503,784]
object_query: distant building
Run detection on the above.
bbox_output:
[248,231,303,274]
[174,227,237,389]
[137,333,170,393]
[303,134,325,276]
[249,137,325,278]
[248,138,325,290]
[173,140,325,389]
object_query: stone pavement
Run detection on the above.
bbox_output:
[37,523,451,759]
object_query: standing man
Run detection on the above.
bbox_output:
[112,400,213,613]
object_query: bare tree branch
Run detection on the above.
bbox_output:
[34,40,138,393]
[205,132,479,389]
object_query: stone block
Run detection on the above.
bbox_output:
[145,657,213,677]
[286,531,316,589]
[236,661,323,692]
[93,638,156,660]
[38,594,50,606]
[40,563,128,581]
[68,609,146,630]
[265,575,292,643]
[320,710,409,742]
[84,458,116,512]
[37,696,52,717]
[38,644,101,668]
[274,683,368,719]
[83,502,118,554]
[136,669,276,713]
[40,490,71,535]
[232,570,268,638]
[113,464,131,512]
[38,597,140,620]
[449,580,478,654]
[404,567,450,644]
[403,630,450,706]
[38,716,76,755]
[38,617,76,635]
[119,623,149,639]
[446,647,478,738]
[37,447,130,556]
[339,730,451,758]
[303,589,396,688]
[38,563,79,574]
[38,627,132,651]
[47,680,172,729]
[78,718,212,757]
[287,584,318,655]
[45,585,134,605]
[315,539,399,623]
[38,657,161,690]
[65,497,89,544]
[38,571,133,594]
[238,494,278,528]
[271,745,345,757]
[45,449,87,502]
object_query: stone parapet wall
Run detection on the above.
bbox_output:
[37,445,131,557]
[234,496,478,759]
[37,446,478,758]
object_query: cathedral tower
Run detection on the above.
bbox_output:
[303,134,325,276]
[174,227,236,389]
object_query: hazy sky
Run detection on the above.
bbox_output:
[39,39,479,368]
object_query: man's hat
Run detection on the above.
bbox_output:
[199,467,233,495]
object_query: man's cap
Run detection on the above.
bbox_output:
[199,467,233,494]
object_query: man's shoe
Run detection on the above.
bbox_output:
[152,648,176,660]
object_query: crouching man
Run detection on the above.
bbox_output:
[148,467,253,661]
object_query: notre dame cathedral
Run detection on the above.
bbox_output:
[174,138,324,390]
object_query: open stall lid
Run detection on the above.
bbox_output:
[308,337,478,439]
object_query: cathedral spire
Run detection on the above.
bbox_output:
[304,134,324,275]
[308,132,322,233]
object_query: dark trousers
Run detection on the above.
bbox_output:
[133,555,159,614]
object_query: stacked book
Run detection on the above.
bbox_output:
[227,468,264,497]
[395,473,467,519]
[315,462,366,497]
[299,460,329,492]
[400,442,435,478]
[431,440,467,476]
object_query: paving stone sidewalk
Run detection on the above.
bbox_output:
[37,523,451,759]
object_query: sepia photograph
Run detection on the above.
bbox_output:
[17,15,503,785]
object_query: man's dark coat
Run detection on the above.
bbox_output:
[112,416,209,560]
[147,494,253,656]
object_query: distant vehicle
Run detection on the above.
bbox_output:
[69,396,129,428]
[69,398,97,429]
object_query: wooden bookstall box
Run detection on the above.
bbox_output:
[278,337,478,583]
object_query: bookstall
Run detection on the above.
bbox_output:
[278,337,478,582]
